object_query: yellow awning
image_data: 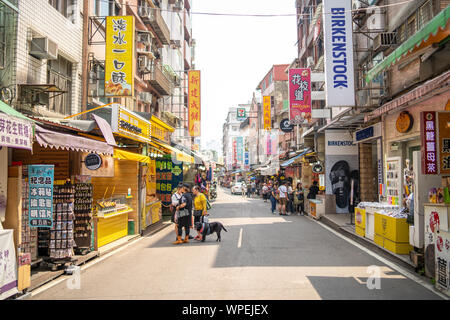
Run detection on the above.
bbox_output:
[151,140,194,164]
[113,148,151,164]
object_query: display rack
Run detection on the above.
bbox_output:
[39,183,75,267]
[73,182,93,255]
[386,157,402,206]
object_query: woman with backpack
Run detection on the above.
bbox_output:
[269,183,279,214]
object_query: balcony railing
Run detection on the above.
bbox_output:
[138,6,171,45]
[143,63,172,96]
[184,11,192,40]
[184,40,191,68]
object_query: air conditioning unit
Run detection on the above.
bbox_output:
[173,0,183,11]
[306,56,315,68]
[171,40,181,48]
[367,8,385,31]
[373,32,397,52]
[138,32,152,44]
[29,37,58,60]
[138,55,152,72]
[139,92,152,103]
[352,0,368,11]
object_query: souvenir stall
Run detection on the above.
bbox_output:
[0,105,34,299]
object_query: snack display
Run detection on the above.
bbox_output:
[74,182,93,249]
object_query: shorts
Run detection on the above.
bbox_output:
[279,198,287,205]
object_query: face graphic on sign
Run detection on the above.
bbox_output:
[330,160,351,209]
[436,235,444,252]
[430,211,440,233]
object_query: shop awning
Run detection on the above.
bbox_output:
[366,6,450,83]
[113,148,150,164]
[280,148,312,167]
[150,140,194,163]
[0,100,35,122]
[92,114,117,146]
[35,125,114,155]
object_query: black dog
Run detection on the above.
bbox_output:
[195,221,227,242]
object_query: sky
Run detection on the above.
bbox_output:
[191,0,298,151]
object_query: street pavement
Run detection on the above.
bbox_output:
[29,187,444,300]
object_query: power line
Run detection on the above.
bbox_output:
[94,0,415,18]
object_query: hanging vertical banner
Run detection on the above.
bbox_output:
[438,112,450,175]
[236,137,244,163]
[322,0,355,107]
[28,165,54,228]
[421,111,438,174]
[237,108,246,121]
[188,70,201,137]
[105,16,135,97]
[263,96,271,130]
[289,68,312,124]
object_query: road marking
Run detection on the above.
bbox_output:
[316,221,448,300]
[238,228,243,248]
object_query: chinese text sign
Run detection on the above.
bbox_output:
[28,165,54,228]
[421,111,438,174]
[289,68,311,124]
[105,16,135,97]
[0,113,33,151]
[263,96,271,130]
[188,70,201,137]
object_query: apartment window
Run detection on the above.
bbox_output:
[93,0,120,16]
[269,73,273,85]
[418,0,433,29]
[0,6,7,69]
[407,16,417,39]
[48,0,74,19]
[47,55,73,115]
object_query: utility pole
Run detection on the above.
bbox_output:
[81,0,90,120]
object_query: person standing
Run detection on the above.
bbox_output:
[173,184,193,244]
[171,182,184,241]
[262,183,269,202]
[307,180,320,200]
[192,186,208,240]
[287,182,294,214]
[278,182,288,215]
[269,183,278,214]
[293,182,305,215]
[251,180,256,196]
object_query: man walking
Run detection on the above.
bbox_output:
[173,184,193,244]
[171,182,184,241]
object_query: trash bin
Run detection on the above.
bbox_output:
[128,219,135,235]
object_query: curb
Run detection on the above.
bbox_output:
[320,215,417,272]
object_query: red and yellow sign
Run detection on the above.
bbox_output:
[188,70,201,137]
[438,112,450,175]
[263,96,271,130]
[105,16,135,97]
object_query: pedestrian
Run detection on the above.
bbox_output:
[262,183,269,202]
[251,180,256,196]
[246,182,252,198]
[287,182,294,214]
[173,184,193,245]
[293,182,305,215]
[192,186,208,240]
[278,182,288,215]
[307,180,320,200]
[269,184,278,214]
[171,182,184,241]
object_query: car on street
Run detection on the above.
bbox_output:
[231,182,244,195]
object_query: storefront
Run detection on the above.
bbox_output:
[0,101,34,299]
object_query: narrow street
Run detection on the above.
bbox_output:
[29,188,442,300]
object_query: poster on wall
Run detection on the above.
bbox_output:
[325,130,358,213]
[0,230,18,299]
[322,0,355,107]
[0,147,6,222]
[28,165,54,228]
[289,68,311,124]
[105,16,135,97]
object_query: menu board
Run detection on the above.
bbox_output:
[385,157,402,206]
[156,157,183,207]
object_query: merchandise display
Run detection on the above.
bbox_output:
[40,183,75,260]
[74,182,93,250]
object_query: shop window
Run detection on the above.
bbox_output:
[47,55,73,115]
